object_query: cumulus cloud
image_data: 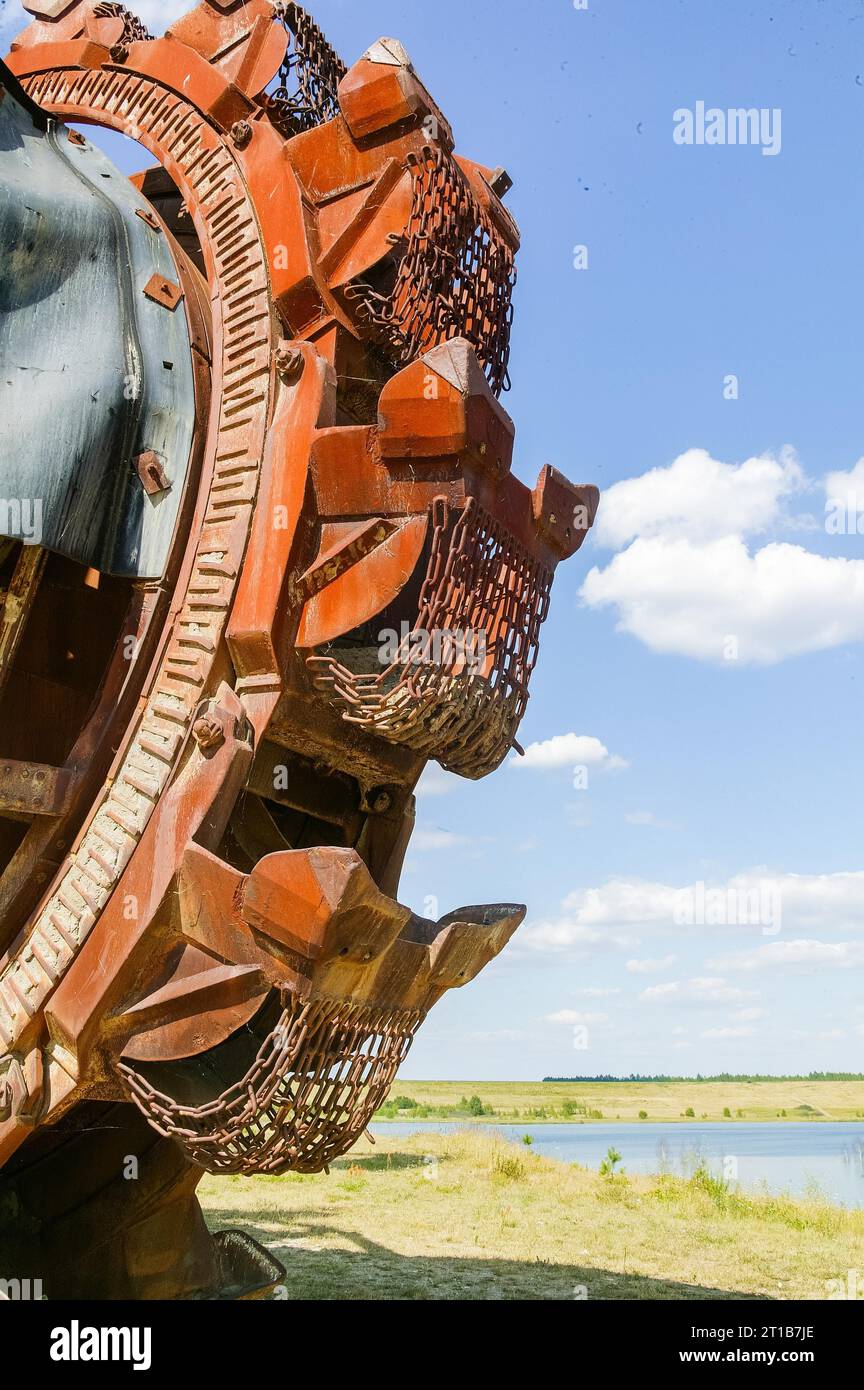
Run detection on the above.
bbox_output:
[640,977,755,1007]
[520,880,679,954]
[509,733,627,773]
[519,918,639,955]
[521,869,864,957]
[581,447,864,665]
[701,1027,755,1039]
[582,535,864,665]
[592,447,804,549]
[825,456,864,505]
[708,940,864,973]
[626,955,678,974]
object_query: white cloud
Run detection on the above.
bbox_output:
[546,1010,609,1025]
[626,955,678,974]
[701,1027,755,1039]
[581,447,864,665]
[592,447,804,549]
[640,977,755,1007]
[579,987,622,998]
[519,918,639,955]
[521,869,864,957]
[509,732,627,773]
[825,456,864,505]
[560,879,683,927]
[708,939,864,973]
[582,535,864,665]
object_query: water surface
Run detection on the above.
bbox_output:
[370,1120,864,1207]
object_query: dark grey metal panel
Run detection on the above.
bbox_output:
[0,72,196,578]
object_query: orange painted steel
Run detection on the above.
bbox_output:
[0,0,599,1298]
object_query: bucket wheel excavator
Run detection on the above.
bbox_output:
[0,0,598,1298]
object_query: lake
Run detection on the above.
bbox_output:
[370,1120,864,1207]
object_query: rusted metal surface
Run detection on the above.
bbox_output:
[0,0,599,1300]
[120,994,423,1175]
[266,1,346,136]
[308,496,552,778]
[91,1,150,43]
[348,144,517,396]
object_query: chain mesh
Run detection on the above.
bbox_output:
[265,1,346,136]
[119,995,423,1175]
[346,144,517,396]
[307,497,552,779]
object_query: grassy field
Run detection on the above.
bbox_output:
[200,1129,864,1300]
[372,1079,864,1123]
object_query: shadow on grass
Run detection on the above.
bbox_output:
[330,1152,428,1172]
[201,1206,774,1301]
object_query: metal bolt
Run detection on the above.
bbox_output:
[193,714,225,752]
[230,120,253,149]
[274,344,304,381]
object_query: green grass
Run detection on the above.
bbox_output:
[199,1129,864,1300]
[370,1079,864,1123]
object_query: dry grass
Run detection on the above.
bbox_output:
[375,1078,864,1123]
[373,1079,864,1122]
[199,1129,864,1300]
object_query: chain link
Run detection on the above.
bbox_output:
[346,144,517,396]
[265,1,346,136]
[307,498,552,779]
[120,995,423,1175]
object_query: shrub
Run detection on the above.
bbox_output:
[638,1110,648,1120]
[684,1107,695,1118]
[492,1153,525,1182]
[723,1107,731,1118]
[599,1146,623,1177]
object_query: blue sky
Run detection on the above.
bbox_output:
[6,0,864,1078]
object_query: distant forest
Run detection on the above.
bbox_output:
[542,1073,864,1083]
